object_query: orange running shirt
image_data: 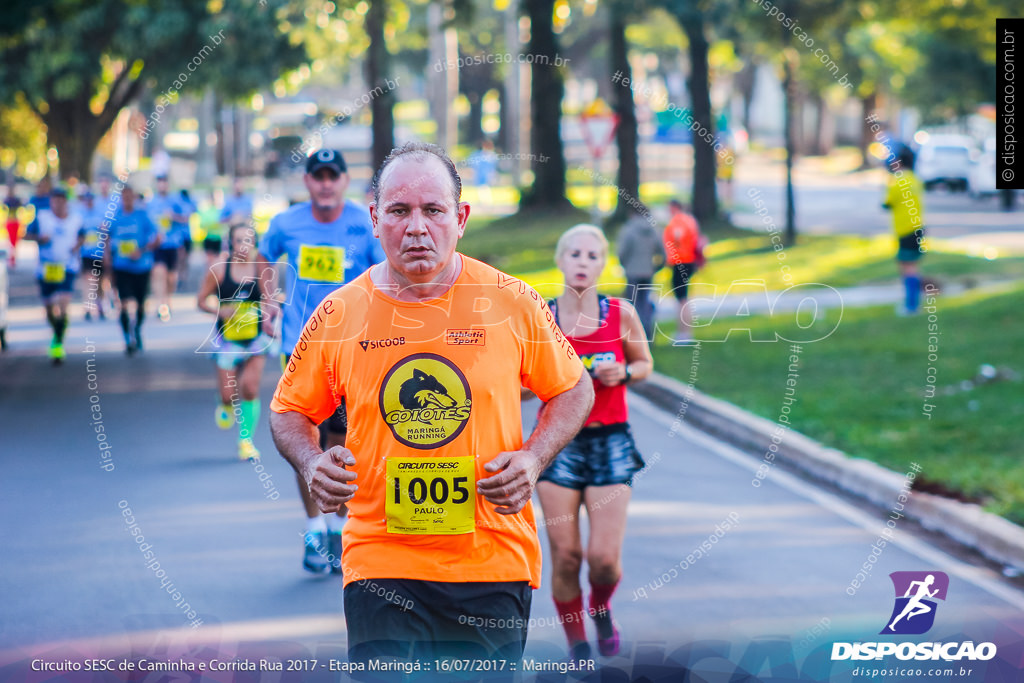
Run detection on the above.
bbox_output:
[663,213,699,264]
[271,255,584,588]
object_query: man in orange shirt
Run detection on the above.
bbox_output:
[269,142,594,665]
[662,199,701,344]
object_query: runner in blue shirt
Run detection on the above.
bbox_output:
[24,177,52,239]
[259,148,384,574]
[106,186,160,355]
[75,189,110,321]
[148,176,194,321]
[177,188,198,286]
[26,186,82,364]
[221,178,254,223]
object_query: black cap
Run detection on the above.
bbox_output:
[50,186,68,198]
[306,148,346,175]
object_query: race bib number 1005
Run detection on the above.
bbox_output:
[386,456,475,535]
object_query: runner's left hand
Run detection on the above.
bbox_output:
[594,361,626,387]
[477,450,543,515]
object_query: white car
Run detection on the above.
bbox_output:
[916,135,975,192]
[968,138,998,198]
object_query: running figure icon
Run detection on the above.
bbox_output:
[886,574,938,632]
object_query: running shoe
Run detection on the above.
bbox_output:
[569,641,593,662]
[327,531,343,573]
[84,310,92,322]
[158,304,171,322]
[590,606,620,656]
[303,531,330,574]
[48,340,66,365]
[215,405,234,429]
[238,438,260,462]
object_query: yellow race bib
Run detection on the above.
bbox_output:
[84,233,100,247]
[298,244,345,282]
[117,240,139,258]
[42,262,66,283]
[386,456,476,535]
[222,301,259,342]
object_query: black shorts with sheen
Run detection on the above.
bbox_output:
[343,578,531,675]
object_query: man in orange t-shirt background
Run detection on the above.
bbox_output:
[269,142,594,665]
[662,199,702,344]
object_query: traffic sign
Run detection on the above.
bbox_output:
[580,100,620,160]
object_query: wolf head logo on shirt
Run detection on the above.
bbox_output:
[380,354,472,449]
[400,369,458,422]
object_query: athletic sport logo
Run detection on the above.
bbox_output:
[881,571,949,635]
[379,353,472,449]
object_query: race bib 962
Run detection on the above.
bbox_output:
[298,244,345,282]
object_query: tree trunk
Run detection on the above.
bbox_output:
[678,11,717,223]
[521,0,568,209]
[610,4,639,226]
[44,100,103,183]
[859,91,877,169]
[793,86,807,157]
[811,90,832,156]
[466,93,485,148]
[366,0,396,170]
[196,89,217,183]
[736,58,757,135]
[783,57,797,246]
[214,92,226,176]
[497,83,512,153]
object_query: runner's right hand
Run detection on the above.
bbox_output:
[304,446,358,513]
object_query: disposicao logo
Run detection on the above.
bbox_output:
[831,571,997,663]
[881,571,948,635]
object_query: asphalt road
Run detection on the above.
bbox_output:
[2,299,1024,681]
[733,180,1021,241]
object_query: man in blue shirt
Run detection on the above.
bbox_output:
[221,178,254,223]
[206,178,254,268]
[75,189,111,321]
[106,186,159,355]
[177,188,198,285]
[25,176,52,239]
[259,149,384,574]
[148,176,194,321]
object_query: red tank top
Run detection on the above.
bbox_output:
[550,296,628,425]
